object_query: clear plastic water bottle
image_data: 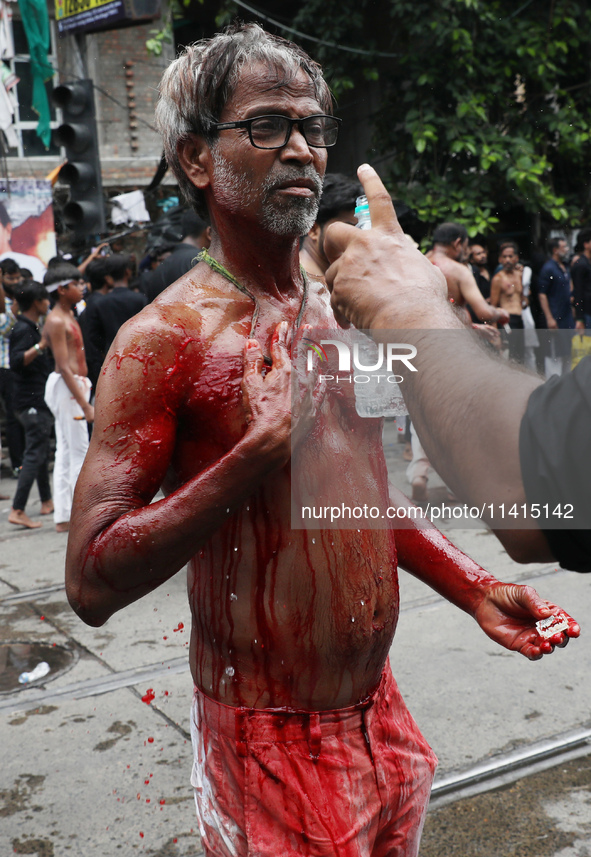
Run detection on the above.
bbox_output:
[18,661,50,684]
[355,195,371,229]
[353,335,407,419]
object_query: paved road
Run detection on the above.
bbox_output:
[0,423,589,856]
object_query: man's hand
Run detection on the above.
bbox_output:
[472,323,501,349]
[324,164,448,330]
[82,401,95,423]
[473,582,580,660]
[241,322,323,466]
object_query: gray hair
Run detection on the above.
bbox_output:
[155,23,333,217]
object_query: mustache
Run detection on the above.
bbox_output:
[264,166,323,196]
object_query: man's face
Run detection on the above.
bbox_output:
[470,245,487,267]
[455,237,470,263]
[3,270,22,292]
[208,63,327,237]
[60,279,85,304]
[35,297,50,316]
[500,247,518,271]
[556,240,569,261]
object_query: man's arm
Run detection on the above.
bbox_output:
[538,293,557,329]
[459,266,508,324]
[66,320,301,627]
[324,165,552,563]
[9,322,47,371]
[44,315,94,422]
[489,272,502,308]
[571,261,585,329]
[537,267,558,329]
[0,299,17,338]
[389,485,579,659]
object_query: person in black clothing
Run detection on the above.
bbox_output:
[8,280,54,529]
[142,210,211,302]
[78,257,112,395]
[571,226,591,330]
[468,242,491,301]
[86,254,147,363]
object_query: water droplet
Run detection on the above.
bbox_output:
[351,617,355,623]
[312,538,316,544]
[230,593,237,601]
[225,666,235,677]
[234,547,238,551]
[226,508,230,513]
[360,600,365,606]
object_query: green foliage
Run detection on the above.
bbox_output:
[146,0,198,56]
[286,0,591,234]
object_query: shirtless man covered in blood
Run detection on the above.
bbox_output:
[66,25,579,857]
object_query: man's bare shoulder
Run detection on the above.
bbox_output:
[427,249,461,277]
[44,309,67,335]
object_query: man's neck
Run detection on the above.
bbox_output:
[23,307,42,325]
[56,298,75,315]
[584,247,591,261]
[433,244,458,262]
[299,238,325,277]
[207,227,303,301]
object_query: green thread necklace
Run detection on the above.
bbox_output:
[196,248,309,365]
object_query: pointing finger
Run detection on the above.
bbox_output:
[357,164,403,234]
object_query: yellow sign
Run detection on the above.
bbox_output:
[55,0,125,34]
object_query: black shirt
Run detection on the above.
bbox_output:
[571,254,591,320]
[9,315,52,412]
[86,287,147,359]
[79,290,107,389]
[519,355,591,572]
[141,243,200,303]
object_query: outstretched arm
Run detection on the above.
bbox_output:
[389,485,579,660]
[324,164,552,564]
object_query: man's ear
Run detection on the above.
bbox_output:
[307,221,321,247]
[177,136,211,190]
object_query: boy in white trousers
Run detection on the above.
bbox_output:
[43,263,94,531]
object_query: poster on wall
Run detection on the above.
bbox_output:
[0,179,56,281]
[55,0,161,37]
[55,0,125,36]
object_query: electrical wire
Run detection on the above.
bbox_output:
[227,0,398,57]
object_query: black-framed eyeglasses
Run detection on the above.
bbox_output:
[213,114,341,149]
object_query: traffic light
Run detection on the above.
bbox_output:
[52,79,106,235]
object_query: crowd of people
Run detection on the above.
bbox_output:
[0,210,211,530]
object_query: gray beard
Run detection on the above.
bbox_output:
[211,149,322,237]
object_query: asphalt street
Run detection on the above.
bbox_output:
[0,420,589,856]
